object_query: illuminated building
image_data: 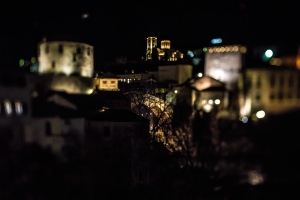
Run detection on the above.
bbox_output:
[38,41,94,77]
[161,40,170,50]
[95,72,120,91]
[146,37,157,60]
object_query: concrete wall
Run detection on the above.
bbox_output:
[39,41,94,77]
[158,65,192,84]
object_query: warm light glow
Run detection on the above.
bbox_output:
[208,99,213,104]
[256,110,265,118]
[225,46,230,52]
[209,48,213,53]
[233,46,239,52]
[4,100,12,115]
[87,89,94,94]
[242,117,248,123]
[174,90,178,93]
[220,47,225,52]
[216,48,220,52]
[203,104,213,113]
[214,99,220,105]
[202,100,207,104]
[198,72,203,77]
[265,49,273,58]
[241,46,247,53]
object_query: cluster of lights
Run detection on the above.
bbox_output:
[208,46,245,53]
[241,110,265,123]
[201,99,221,112]
[187,50,194,57]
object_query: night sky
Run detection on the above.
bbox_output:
[0,1,299,67]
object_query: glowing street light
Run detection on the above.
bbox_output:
[256,110,265,119]
[198,72,203,77]
[214,99,220,105]
[174,90,178,93]
[265,49,273,58]
[203,104,213,113]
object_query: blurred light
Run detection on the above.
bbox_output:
[4,100,12,115]
[225,46,230,52]
[208,99,213,104]
[202,100,207,104]
[203,104,213,113]
[265,49,273,58]
[174,90,178,93]
[38,57,41,62]
[248,170,264,185]
[214,99,220,105]
[87,89,94,94]
[82,13,89,19]
[203,47,207,52]
[19,59,24,67]
[220,47,225,52]
[242,117,248,123]
[241,46,247,53]
[31,57,36,63]
[256,110,265,118]
[216,48,220,52]
[15,101,23,115]
[211,38,222,44]
[209,48,213,53]
[198,72,203,77]
[233,46,239,52]
[30,66,34,72]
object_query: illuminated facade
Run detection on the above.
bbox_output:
[205,45,245,91]
[239,68,300,117]
[161,40,170,50]
[146,37,157,60]
[96,72,120,91]
[38,41,94,77]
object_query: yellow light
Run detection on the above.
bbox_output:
[174,90,178,93]
[87,89,94,94]
[230,46,234,51]
[241,46,247,53]
[202,100,207,104]
[225,46,230,52]
[270,58,276,65]
[216,48,220,52]
[220,47,225,52]
[256,110,265,119]
[209,48,213,53]
[213,47,217,52]
[233,46,239,52]
[208,99,213,104]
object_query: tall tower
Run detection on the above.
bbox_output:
[146,37,157,60]
[161,40,171,50]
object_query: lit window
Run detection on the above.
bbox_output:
[4,100,12,116]
[111,81,116,87]
[15,101,23,115]
[103,81,107,87]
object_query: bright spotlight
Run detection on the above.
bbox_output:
[214,99,220,105]
[174,90,178,93]
[203,104,213,113]
[198,72,203,77]
[256,110,265,118]
[242,117,248,123]
[265,49,273,58]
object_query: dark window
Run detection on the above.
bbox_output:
[289,75,293,88]
[255,93,261,101]
[256,76,261,89]
[45,45,49,53]
[278,91,283,100]
[270,74,275,88]
[280,75,284,87]
[87,47,90,56]
[297,91,300,98]
[77,47,81,54]
[73,54,76,62]
[52,61,55,69]
[288,91,292,98]
[59,45,63,53]
[104,126,110,137]
[46,121,51,136]
[269,93,274,100]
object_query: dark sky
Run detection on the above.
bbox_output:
[0,0,299,67]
